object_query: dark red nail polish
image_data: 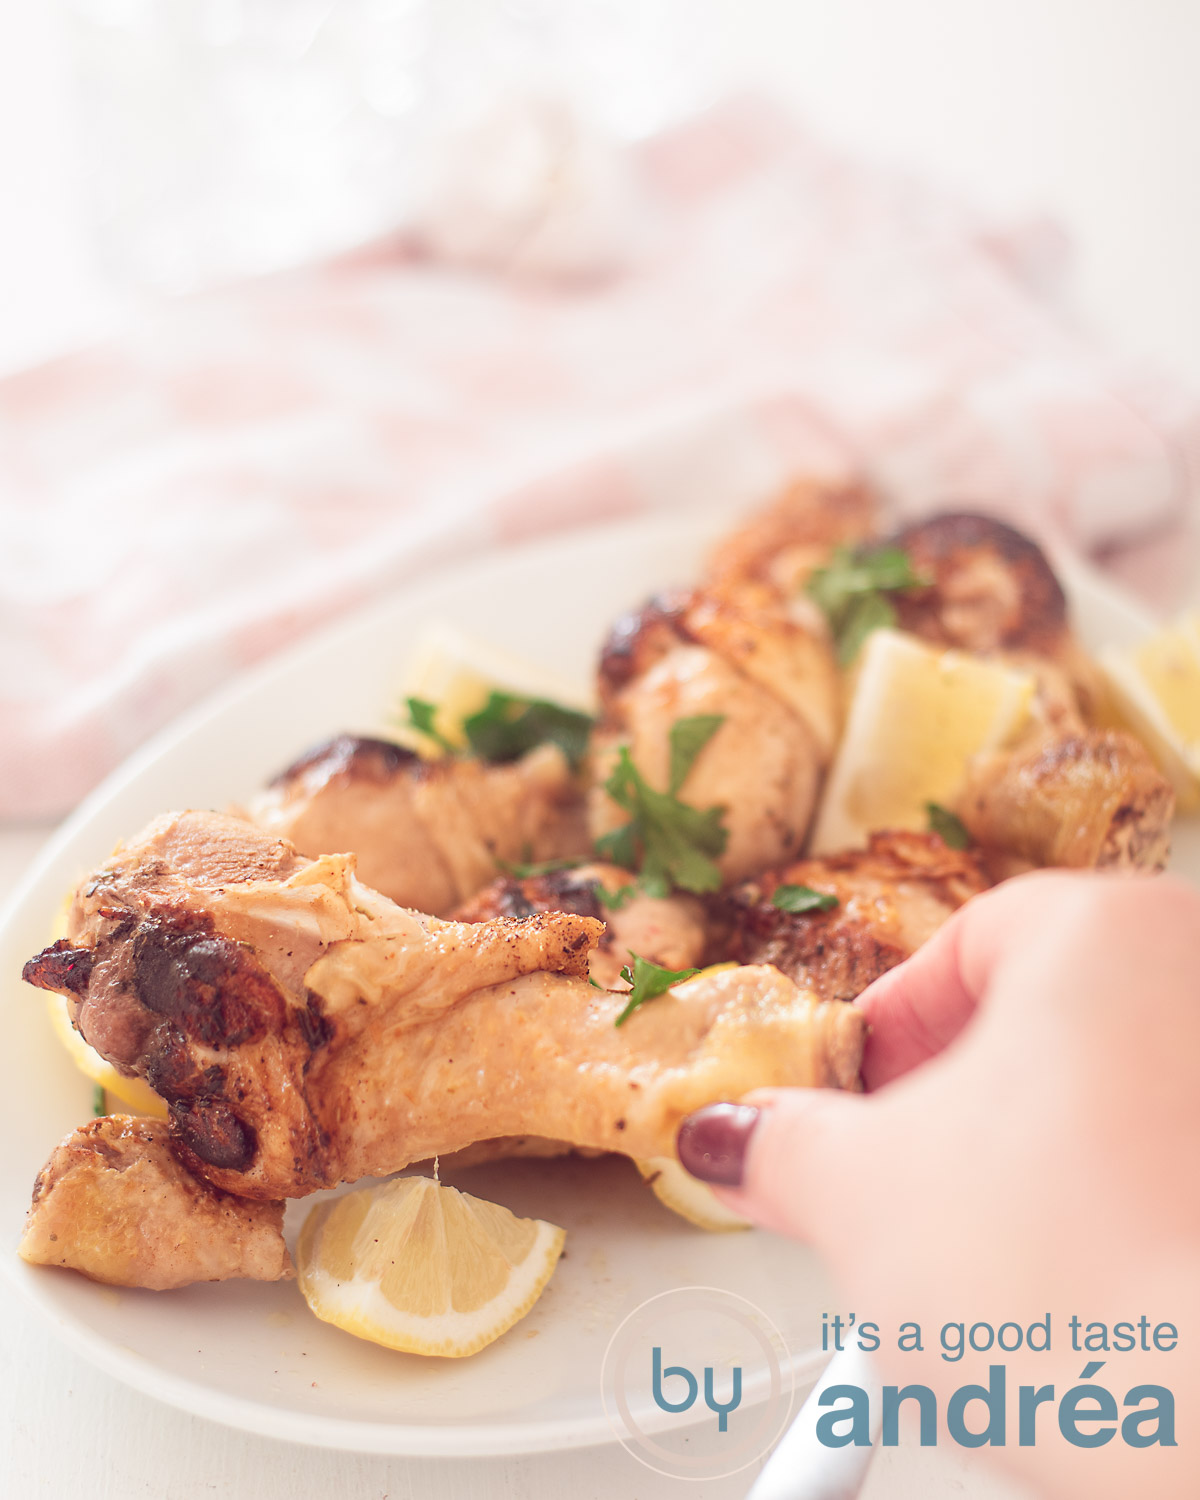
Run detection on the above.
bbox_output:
[676,1103,761,1186]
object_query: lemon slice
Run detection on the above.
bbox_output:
[45,994,168,1117]
[812,629,1036,852]
[1100,614,1200,811]
[297,1176,565,1357]
[637,1157,753,1232]
[390,621,593,755]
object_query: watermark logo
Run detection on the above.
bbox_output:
[601,1286,795,1480]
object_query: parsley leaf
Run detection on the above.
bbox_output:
[667,713,724,794]
[92,1084,106,1118]
[926,801,970,850]
[613,952,701,1027]
[402,696,456,754]
[834,591,896,667]
[806,544,930,664]
[596,883,639,911]
[497,855,586,880]
[462,692,593,768]
[771,884,839,914]
[400,690,593,766]
[594,716,728,897]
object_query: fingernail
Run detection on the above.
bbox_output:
[676,1103,761,1186]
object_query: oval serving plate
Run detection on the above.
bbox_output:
[1,514,1195,1455]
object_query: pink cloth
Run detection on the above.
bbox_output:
[2,98,1198,820]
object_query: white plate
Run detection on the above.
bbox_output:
[1,514,1197,1457]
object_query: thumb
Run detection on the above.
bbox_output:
[676,1087,874,1243]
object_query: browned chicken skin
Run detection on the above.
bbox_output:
[888,512,1070,657]
[706,476,877,598]
[244,735,588,916]
[455,861,707,989]
[712,831,989,1000]
[24,811,864,1202]
[19,1116,291,1289]
[959,728,1174,873]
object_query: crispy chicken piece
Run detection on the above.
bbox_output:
[712,831,989,1001]
[882,514,1173,870]
[24,811,864,1201]
[451,861,708,1168]
[584,481,866,889]
[243,735,588,916]
[889,512,1070,657]
[958,729,1174,872]
[589,588,838,883]
[19,1116,291,1289]
[706,475,877,598]
[455,861,707,989]
[886,512,1107,722]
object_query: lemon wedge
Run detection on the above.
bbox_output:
[45,994,168,1117]
[637,1157,753,1232]
[812,629,1036,852]
[394,622,591,755]
[297,1176,566,1357]
[1100,614,1200,811]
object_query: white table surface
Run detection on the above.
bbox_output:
[5,1,1200,1495]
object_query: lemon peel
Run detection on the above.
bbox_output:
[297,1176,565,1357]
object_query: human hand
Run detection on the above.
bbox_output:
[678,871,1200,1497]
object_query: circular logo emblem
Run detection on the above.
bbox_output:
[600,1286,795,1480]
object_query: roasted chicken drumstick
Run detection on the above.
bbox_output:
[24,811,863,1201]
[244,735,588,916]
[712,831,989,1001]
[588,586,840,882]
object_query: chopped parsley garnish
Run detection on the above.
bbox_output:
[594,715,727,897]
[92,1084,106,1118]
[613,953,701,1027]
[402,696,456,754]
[771,884,839,914]
[596,882,639,911]
[806,545,930,665]
[462,691,593,768]
[496,854,586,880]
[926,801,970,850]
[401,690,593,767]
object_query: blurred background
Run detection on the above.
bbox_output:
[3,0,1200,382]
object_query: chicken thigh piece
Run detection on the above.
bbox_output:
[455,861,707,989]
[959,728,1174,873]
[24,811,864,1201]
[243,735,588,916]
[19,1115,291,1289]
[706,475,878,599]
[713,831,989,1001]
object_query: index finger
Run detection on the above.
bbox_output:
[855,909,975,1089]
[854,870,1079,1090]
